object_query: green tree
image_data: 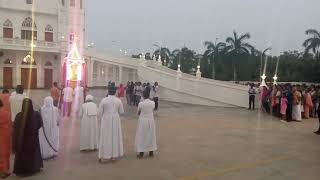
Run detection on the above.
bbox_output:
[225,30,255,81]
[169,47,197,73]
[203,40,226,79]
[303,29,320,60]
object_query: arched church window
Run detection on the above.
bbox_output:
[4,59,13,64]
[22,17,37,29]
[45,25,54,42]
[3,19,13,38]
[21,17,37,40]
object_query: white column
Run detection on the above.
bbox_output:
[15,62,21,86]
[0,66,3,87]
[119,66,123,84]
[112,65,116,82]
[37,56,42,88]
[37,66,41,88]
[88,58,94,87]
[104,65,108,82]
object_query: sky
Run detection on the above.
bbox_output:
[85,0,320,56]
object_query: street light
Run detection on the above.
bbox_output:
[260,74,267,87]
[260,47,271,81]
[273,75,278,85]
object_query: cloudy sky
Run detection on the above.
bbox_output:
[85,0,320,55]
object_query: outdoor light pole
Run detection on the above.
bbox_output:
[177,50,181,73]
[153,43,162,63]
[260,47,271,81]
[196,55,202,79]
[273,54,281,85]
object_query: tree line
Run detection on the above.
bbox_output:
[132,29,320,83]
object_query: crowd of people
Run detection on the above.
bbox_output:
[248,83,320,134]
[124,81,160,110]
[0,81,160,178]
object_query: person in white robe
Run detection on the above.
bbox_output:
[73,85,84,116]
[292,86,302,121]
[9,85,27,122]
[79,95,99,151]
[135,91,157,158]
[98,86,124,162]
[39,96,59,160]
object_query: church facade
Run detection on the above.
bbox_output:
[0,0,86,89]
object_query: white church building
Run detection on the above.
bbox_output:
[0,0,251,108]
[0,0,138,89]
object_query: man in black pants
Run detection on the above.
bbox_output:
[248,83,256,110]
[153,82,160,111]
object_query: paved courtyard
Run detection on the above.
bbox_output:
[7,89,320,180]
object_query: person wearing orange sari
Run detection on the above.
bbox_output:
[0,89,10,113]
[304,89,313,119]
[0,99,11,178]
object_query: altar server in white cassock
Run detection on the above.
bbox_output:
[98,86,124,162]
[135,90,157,158]
[74,85,85,116]
[79,95,99,151]
[39,96,59,160]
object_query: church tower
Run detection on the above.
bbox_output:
[58,0,86,53]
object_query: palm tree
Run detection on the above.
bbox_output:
[204,40,226,79]
[152,47,171,65]
[303,29,320,60]
[225,30,255,81]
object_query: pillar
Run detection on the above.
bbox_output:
[0,66,3,87]
[88,58,94,87]
[119,66,123,84]
[15,62,21,86]
[37,56,42,88]
[104,65,108,82]
[112,65,116,82]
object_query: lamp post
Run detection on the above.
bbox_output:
[273,54,281,85]
[157,54,162,66]
[196,54,202,79]
[153,44,163,66]
[260,47,271,81]
[273,75,278,85]
[177,50,181,73]
[177,64,181,73]
[260,74,267,87]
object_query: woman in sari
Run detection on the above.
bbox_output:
[13,98,43,177]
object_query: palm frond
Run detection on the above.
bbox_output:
[305,29,320,38]
[226,37,235,44]
[238,32,251,41]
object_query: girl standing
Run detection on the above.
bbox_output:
[280,93,288,122]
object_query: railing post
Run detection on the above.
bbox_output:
[196,65,201,79]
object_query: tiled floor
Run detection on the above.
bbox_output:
[6,89,320,180]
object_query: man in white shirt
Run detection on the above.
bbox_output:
[152,82,160,111]
[63,82,73,117]
[9,85,27,122]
